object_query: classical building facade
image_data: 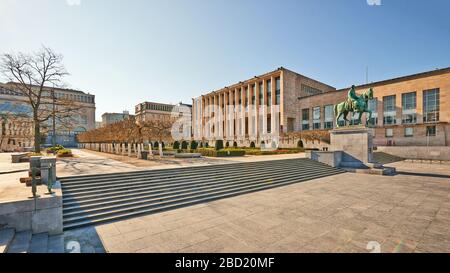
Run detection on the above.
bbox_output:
[192,67,450,148]
[192,67,336,147]
[135,101,192,139]
[0,82,96,149]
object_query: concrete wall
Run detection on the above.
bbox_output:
[0,187,63,235]
[378,146,450,161]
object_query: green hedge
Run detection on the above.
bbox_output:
[195,148,245,157]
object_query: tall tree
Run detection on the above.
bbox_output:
[1,46,81,153]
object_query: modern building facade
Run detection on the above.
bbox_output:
[101,111,133,127]
[0,82,96,149]
[192,67,450,148]
[192,67,336,147]
[298,67,450,147]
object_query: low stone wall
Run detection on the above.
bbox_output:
[0,185,63,235]
[377,146,450,161]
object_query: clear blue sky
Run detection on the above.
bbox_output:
[1,0,449,121]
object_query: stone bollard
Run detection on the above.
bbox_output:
[41,157,57,185]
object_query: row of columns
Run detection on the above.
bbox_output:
[199,75,281,142]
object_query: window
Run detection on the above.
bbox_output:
[385,128,393,138]
[368,98,378,126]
[383,95,396,125]
[275,77,281,105]
[426,126,436,137]
[259,82,264,105]
[402,92,416,124]
[313,106,321,130]
[266,79,272,107]
[251,84,256,105]
[404,127,413,137]
[301,84,322,96]
[324,105,333,129]
[302,108,310,130]
[423,89,440,123]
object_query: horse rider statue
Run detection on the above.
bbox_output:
[334,85,374,127]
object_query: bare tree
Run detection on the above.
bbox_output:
[1,46,82,153]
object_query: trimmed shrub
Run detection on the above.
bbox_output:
[205,142,209,148]
[225,141,230,148]
[215,140,224,151]
[57,149,73,157]
[173,141,180,150]
[196,148,245,157]
[190,140,198,150]
[233,141,238,148]
[181,141,188,150]
[199,142,203,148]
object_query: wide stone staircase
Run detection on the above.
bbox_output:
[373,152,404,165]
[0,229,64,253]
[60,158,345,230]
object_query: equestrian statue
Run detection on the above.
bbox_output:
[334,85,374,127]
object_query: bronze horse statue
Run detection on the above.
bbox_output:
[334,85,374,127]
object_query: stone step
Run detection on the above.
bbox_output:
[62,166,337,215]
[58,158,300,183]
[62,160,324,199]
[60,158,301,188]
[28,233,49,253]
[6,231,32,253]
[62,164,331,209]
[63,168,344,230]
[0,228,15,253]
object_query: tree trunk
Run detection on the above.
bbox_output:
[34,120,41,153]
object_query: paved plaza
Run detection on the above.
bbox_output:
[1,150,449,253]
[92,161,450,253]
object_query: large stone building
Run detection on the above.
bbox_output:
[192,67,450,148]
[101,111,133,127]
[0,82,96,149]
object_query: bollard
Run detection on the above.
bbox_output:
[30,167,40,199]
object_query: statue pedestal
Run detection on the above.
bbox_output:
[330,125,373,167]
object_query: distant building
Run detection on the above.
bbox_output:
[192,67,450,148]
[0,82,96,149]
[135,101,192,123]
[101,111,133,127]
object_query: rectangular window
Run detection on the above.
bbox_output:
[404,127,414,137]
[313,106,321,130]
[383,95,396,125]
[402,92,417,124]
[251,84,256,105]
[267,79,272,107]
[324,105,334,129]
[426,126,436,137]
[423,89,440,123]
[385,128,394,138]
[275,77,281,105]
[302,108,310,130]
[368,98,378,126]
[259,82,264,106]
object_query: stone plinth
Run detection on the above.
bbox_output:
[40,157,57,185]
[330,126,373,168]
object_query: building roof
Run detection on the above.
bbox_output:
[337,67,450,92]
[4,82,93,95]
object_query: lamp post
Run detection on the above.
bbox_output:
[51,86,56,147]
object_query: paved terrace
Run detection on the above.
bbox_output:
[92,161,450,253]
[1,150,449,253]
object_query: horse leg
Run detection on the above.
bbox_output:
[336,112,342,127]
[358,111,363,125]
[366,110,372,126]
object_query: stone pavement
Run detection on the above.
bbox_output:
[56,149,306,177]
[94,169,450,253]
